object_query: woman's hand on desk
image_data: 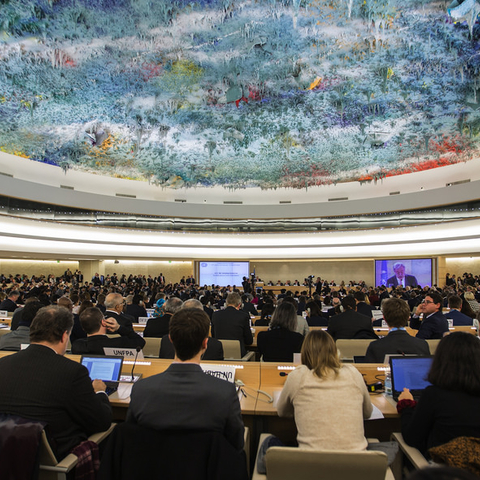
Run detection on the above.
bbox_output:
[398,388,414,401]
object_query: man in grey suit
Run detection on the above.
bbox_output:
[212,292,253,357]
[127,308,244,451]
[365,298,430,363]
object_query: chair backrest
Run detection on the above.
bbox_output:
[219,339,241,359]
[39,430,58,466]
[265,447,388,480]
[143,337,161,357]
[336,339,375,360]
[426,339,440,355]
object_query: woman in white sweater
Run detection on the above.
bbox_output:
[276,330,373,451]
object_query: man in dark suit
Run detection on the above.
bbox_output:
[446,295,473,326]
[410,291,449,339]
[0,305,112,459]
[386,263,418,288]
[365,298,430,363]
[0,290,20,312]
[212,292,253,357]
[241,294,258,316]
[143,297,183,338]
[163,298,224,360]
[104,293,134,329]
[72,307,145,355]
[327,295,378,340]
[127,308,244,452]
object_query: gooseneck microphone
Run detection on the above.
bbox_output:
[130,346,142,382]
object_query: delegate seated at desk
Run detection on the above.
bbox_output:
[0,305,112,459]
[127,308,245,452]
[276,330,372,451]
[71,307,145,355]
[397,332,480,457]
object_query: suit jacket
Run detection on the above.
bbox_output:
[126,363,244,451]
[386,274,418,288]
[0,344,111,458]
[0,298,17,312]
[446,309,474,326]
[143,313,173,338]
[71,326,145,355]
[125,304,148,321]
[103,310,134,330]
[241,302,258,317]
[0,326,30,351]
[159,334,224,360]
[327,309,378,340]
[212,307,253,357]
[364,330,430,363]
[410,311,449,339]
[356,302,375,319]
[257,328,304,362]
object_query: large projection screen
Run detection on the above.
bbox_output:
[375,259,433,288]
[199,261,250,287]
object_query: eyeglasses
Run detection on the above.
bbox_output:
[422,300,434,304]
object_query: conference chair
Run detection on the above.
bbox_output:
[220,339,255,361]
[0,414,115,480]
[336,339,376,362]
[252,433,394,480]
[39,425,115,480]
[390,432,429,478]
[98,423,250,480]
[143,337,161,357]
[426,339,440,355]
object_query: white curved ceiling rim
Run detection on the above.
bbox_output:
[1,216,479,260]
[1,152,479,219]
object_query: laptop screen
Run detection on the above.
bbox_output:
[390,356,432,397]
[81,355,123,382]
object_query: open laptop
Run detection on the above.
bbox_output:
[389,355,433,401]
[81,355,123,396]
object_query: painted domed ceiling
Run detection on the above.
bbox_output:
[0,0,479,190]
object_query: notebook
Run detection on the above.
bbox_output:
[389,356,433,401]
[81,355,123,396]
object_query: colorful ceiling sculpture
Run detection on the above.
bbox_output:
[0,0,479,189]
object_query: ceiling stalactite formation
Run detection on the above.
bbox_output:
[1,0,479,191]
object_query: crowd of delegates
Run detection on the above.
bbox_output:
[2,269,480,477]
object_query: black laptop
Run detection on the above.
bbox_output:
[389,356,433,401]
[80,354,124,396]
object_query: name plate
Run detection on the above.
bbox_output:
[0,311,8,318]
[200,363,236,383]
[447,318,454,328]
[138,317,149,324]
[104,347,144,359]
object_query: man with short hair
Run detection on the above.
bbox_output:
[143,297,183,338]
[72,307,145,355]
[0,290,20,312]
[365,298,430,363]
[159,299,224,360]
[104,293,133,329]
[410,291,449,339]
[327,295,378,340]
[446,295,473,326]
[212,292,253,357]
[0,305,112,459]
[127,308,244,451]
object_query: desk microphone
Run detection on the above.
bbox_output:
[130,346,142,382]
[279,372,289,377]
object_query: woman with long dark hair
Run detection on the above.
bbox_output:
[398,332,480,455]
